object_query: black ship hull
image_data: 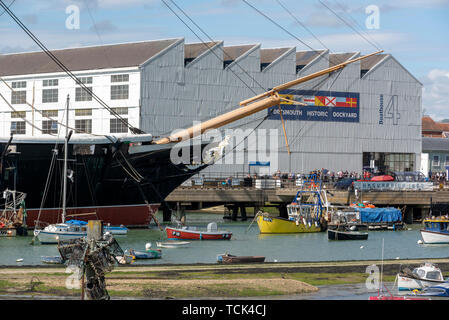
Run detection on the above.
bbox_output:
[0,135,210,227]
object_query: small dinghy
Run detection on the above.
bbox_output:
[116,253,134,265]
[41,256,64,264]
[156,240,190,248]
[328,228,368,240]
[217,253,265,264]
[129,243,162,259]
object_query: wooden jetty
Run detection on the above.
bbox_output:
[164,185,449,223]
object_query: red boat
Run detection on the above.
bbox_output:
[369,285,430,300]
[166,222,232,240]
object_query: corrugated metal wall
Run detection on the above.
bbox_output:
[140,40,422,175]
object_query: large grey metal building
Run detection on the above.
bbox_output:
[139,38,422,175]
[0,38,422,175]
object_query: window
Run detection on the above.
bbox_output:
[42,110,58,117]
[43,79,58,87]
[42,88,58,103]
[110,118,128,133]
[75,109,92,116]
[111,85,129,100]
[426,271,442,281]
[11,81,26,89]
[111,74,129,83]
[445,156,449,166]
[10,121,26,135]
[78,77,92,85]
[110,107,128,115]
[432,155,440,167]
[42,120,58,134]
[75,119,92,134]
[75,87,93,101]
[11,91,26,104]
[11,111,26,118]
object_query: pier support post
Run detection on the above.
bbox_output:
[231,205,239,221]
[162,203,172,222]
[240,205,247,221]
[404,207,413,225]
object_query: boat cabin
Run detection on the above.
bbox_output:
[412,263,444,282]
[423,219,449,233]
[44,223,87,233]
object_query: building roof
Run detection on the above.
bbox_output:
[223,44,256,62]
[360,53,388,70]
[0,39,180,77]
[296,50,324,67]
[422,137,449,151]
[329,53,357,67]
[422,116,443,133]
[438,122,449,132]
[260,48,291,65]
[184,42,219,60]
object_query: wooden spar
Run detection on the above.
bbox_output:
[154,93,281,144]
[153,50,383,145]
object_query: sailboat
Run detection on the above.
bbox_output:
[33,96,127,244]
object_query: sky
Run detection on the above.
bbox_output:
[0,0,448,120]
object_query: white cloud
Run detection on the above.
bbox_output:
[422,69,449,120]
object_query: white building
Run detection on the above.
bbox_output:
[0,38,422,175]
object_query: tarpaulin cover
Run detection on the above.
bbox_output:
[354,207,402,223]
[65,220,88,225]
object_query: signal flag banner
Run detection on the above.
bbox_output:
[268,89,360,123]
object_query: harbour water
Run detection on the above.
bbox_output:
[1,212,448,266]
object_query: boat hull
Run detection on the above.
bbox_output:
[327,229,368,240]
[397,274,445,291]
[0,138,209,227]
[130,249,161,259]
[218,255,265,264]
[256,215,321,234]
[28,203,159,228]
[0,228,16,237]
[166,226,232,240]
[420,229,449,244]
[34,229,85,244]
[156,241,190,248]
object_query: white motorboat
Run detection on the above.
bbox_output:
[397,262,446,291]
[34,220,128,244]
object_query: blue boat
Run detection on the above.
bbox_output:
[411,282,449,297]
[129,248,162,259]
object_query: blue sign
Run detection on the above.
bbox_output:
[249,161,270,167]
[268,89,360,123]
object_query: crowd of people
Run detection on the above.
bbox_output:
[218,168,448,188]
[270,168,372,183]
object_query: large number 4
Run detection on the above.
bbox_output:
[384,95,400,125]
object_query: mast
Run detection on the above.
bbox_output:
[62,95,69,223]
[153,50,383,145]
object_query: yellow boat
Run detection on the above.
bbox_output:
[256,214,321,234]
[254,178,328,234]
